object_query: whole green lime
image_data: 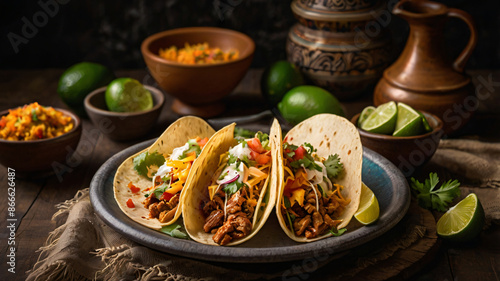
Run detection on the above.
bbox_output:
[58,62,115,115]
[278,85,344,125]
[105,78,153,112]
[261,60,305,107]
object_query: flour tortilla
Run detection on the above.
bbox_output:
[275,114,363,242]
[113,116,215,229]
[182,119,281,246]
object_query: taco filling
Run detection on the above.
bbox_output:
[132,137,208,223]
[202,132,271,245]
[279,142,350,239]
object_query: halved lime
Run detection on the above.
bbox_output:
[105,78,153,112]
[360,101,397,134]
[354,182,380,225]
[437,193,485,242]
[393,103,425,137]
[357,106,376,127]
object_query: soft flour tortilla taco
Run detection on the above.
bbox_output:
[182,119,281,246]
[114,116,215,229]
[275,114,362,242]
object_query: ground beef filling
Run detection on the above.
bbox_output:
[143,193,180,223]
[283,186,344,239]
[202,190,254,245]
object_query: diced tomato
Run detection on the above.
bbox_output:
[0,118,6,128]
[128,182,140,193]
[247,138,265,153]
[126,198,135,208]
[294,146,306,160]
[250,150,260,161]
[197,137,208,147]
[256,153,271,164]
[35,128,44,139]
[160,191,174,201]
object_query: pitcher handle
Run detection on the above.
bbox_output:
[447,8,478,73]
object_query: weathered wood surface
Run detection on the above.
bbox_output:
[0,69,499,280]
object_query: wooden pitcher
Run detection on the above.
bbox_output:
[373,0,477,135]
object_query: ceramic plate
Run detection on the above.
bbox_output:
[90,139,410,263]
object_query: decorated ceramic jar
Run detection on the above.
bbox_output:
[286,0,393,100]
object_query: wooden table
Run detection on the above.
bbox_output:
[0,69,499,280]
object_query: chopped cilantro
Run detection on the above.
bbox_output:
[324,154,343,179]
[283,142,298,152]
[240,154,255,167]
[237,138,248,145]
[227,153,238,165]
[290,155,322,172]
[303,143,316,154]
[410,173,461,212]
[223,180,244,197]
[179,139,201,159]
[160,222,188,239]
[133,151,165,180]
[31,108,38,121]
[256,132,270,150]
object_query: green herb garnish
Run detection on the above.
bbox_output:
[160,222,188,239]
[410,172,461,212]
[133,151,165,180]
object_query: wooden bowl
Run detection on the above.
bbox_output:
[351,111,444,177]
[141,27,255,117]
[84,85,164,141]
[0,108,82,178]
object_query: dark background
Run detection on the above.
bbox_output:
[1,0,499,70]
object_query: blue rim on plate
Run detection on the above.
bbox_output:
[90,139,410,263]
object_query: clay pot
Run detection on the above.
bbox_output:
[286,0,393,100]
[141,27,255,117]
[373,0,478,135]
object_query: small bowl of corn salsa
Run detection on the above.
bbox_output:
[0,102,82,178]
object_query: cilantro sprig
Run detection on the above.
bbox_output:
[410,173,461,212]
[324,154,343,178]
[133,151,165,180]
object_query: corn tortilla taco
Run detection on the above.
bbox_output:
[113,116,215,229]
[182,119,281,246]
[275,114,362,242]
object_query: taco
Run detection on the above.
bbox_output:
[275,114,362,242]
[182,120,281,246]
[113,116,215,229]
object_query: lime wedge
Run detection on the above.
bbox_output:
[105,78,153,112]
[393,103,424,137]
[360,101,397,135]
[354,182,380,225]
[420,112,433,133]
[437,193,485,242]
[357,106,376,127]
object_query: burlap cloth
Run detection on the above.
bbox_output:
[26,139,499,281]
